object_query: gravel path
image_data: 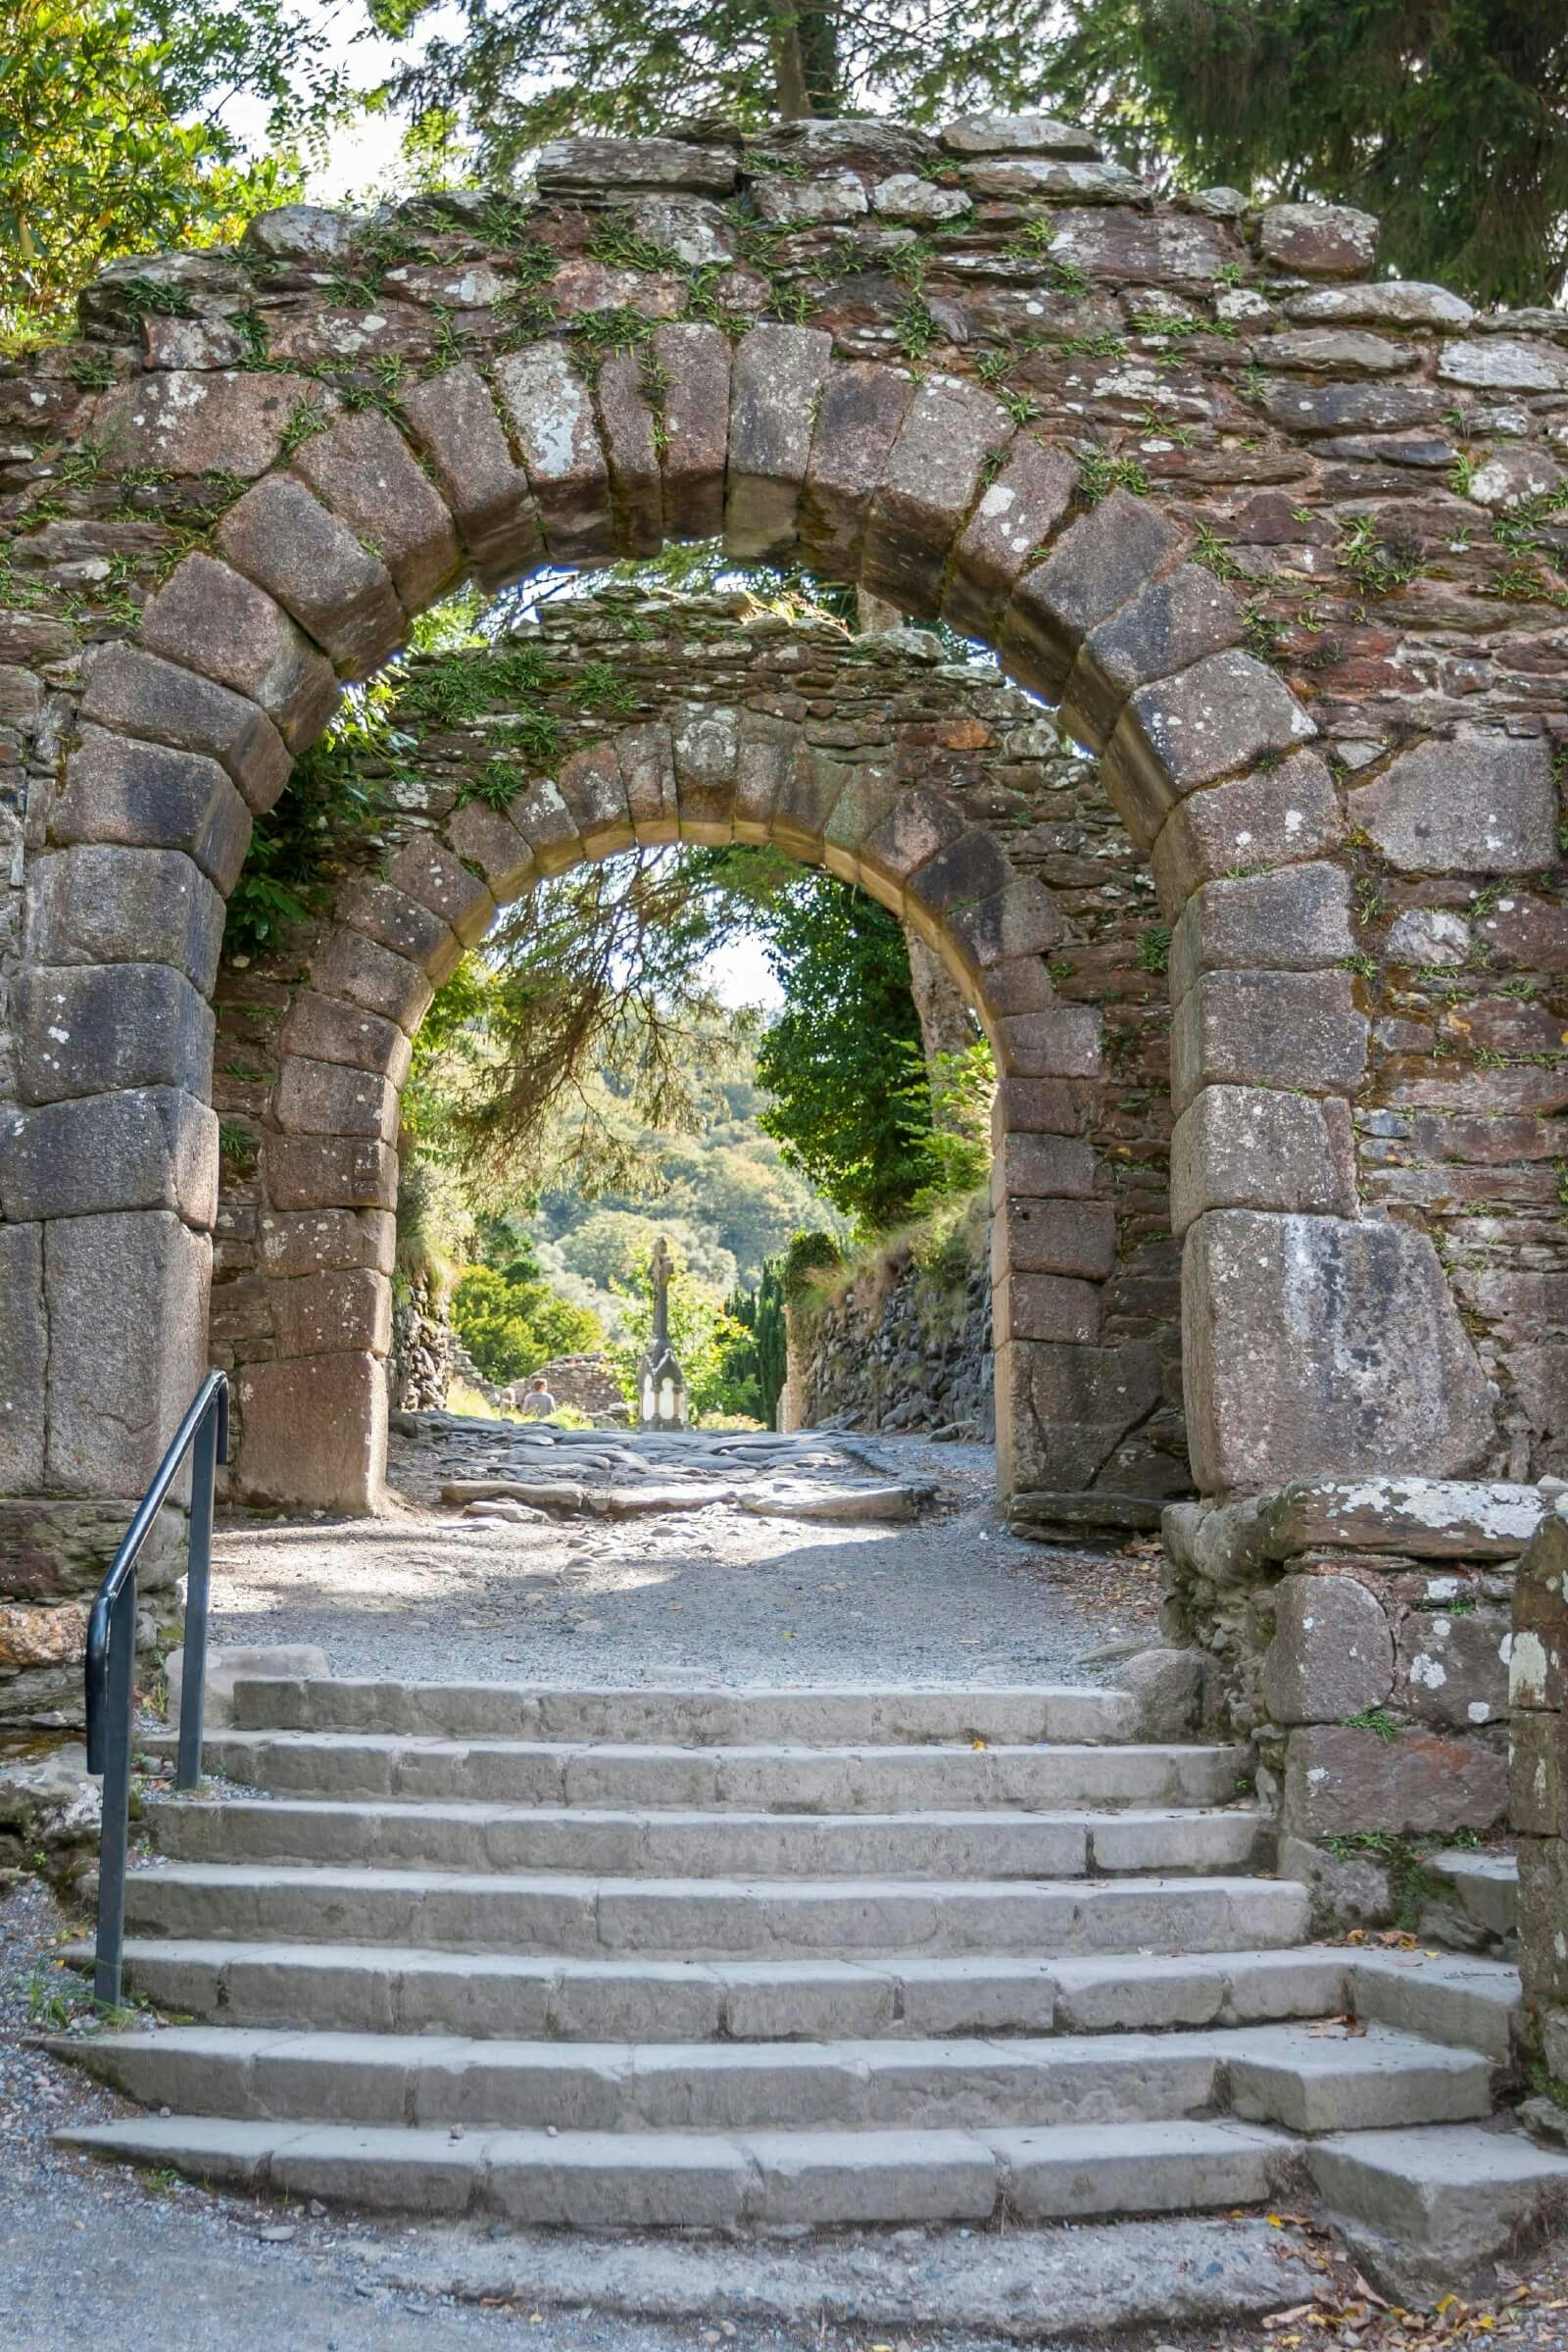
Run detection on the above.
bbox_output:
[205,1424,1162,1688]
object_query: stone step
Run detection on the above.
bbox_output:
[59,2021,1492,2136]
[227,1680,1141,1746]
[147,1797,1269,1880]
[120,1863,1313,1958]
[143,1731,1251,1812]
[67,1941,1518,2052]
[1308,2124,1568,2304]
[1426,1849,1518,1942]
[54,2114,1301,2228]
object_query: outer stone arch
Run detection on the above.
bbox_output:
[5,114,1560,1597]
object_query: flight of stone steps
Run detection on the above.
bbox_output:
[52,1677,1568,2295]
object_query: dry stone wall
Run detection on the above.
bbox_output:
[1512,1499,1568,2103]
[2,107,1567,1721]
[788,1235,995,1444]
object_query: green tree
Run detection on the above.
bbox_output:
[753,1259,789,1429]
[0,0,349,343]
[610,1250,752,1420]
[1046,0,1568,308]
[452,1255,605,1382]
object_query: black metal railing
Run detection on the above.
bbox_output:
[84,1369,228,2007]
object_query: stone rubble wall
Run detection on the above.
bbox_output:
[508,1355,628,1418]
[1,108,1566,1721]
[389,1268,454,1411]
[1166,1476,1536,1929]
[1511,1500,1568,2099]
[790,1235,994,1440]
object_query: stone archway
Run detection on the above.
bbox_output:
[3,110,1564,1640]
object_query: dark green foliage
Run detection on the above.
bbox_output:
[452,1250,605,1382]
[1045,0,1568,307]
[782,1228,846,1298]
[753,1259,789,1428]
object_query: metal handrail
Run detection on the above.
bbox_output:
[84,1369,228,2006]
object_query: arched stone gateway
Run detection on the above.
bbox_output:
[3,111,1567,1624]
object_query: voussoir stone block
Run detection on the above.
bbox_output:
[904,826,1014,920]
[1260,1573,1395,1726]
[275,1056,399,1145]
[0,1223,46,1490]
[1063,564,1247,750]
[44,1209,210,1494]
[945,875,1064,972]
[768,747,850,859]
[1151,750,1345,920]
[443,800,537,898]
[1004,489,1182,701]
[216,475,406,680]
[384,838,497,946]
[263,1133,398,1213]
[281,993,412,1089]
[1105,653,1318,846]
[1171,968,1366,1114]
[399,365,542,586]
[1170,1086,1356,1238]
[0,1086,218,1226]
[1168,862,1353,998]
[800,363,917,573]
[237,1350,386,1512]
[493,342,612,563]
[258,1208,394,1282]
[650,321,730,539]
[616,720,681,841]
[669,707,740,842]
[79,643,290,815]
[862,374,1012,609]
[1182,1209,1494,1491]
[309,930,433,1036]
[1349,733,1556,875]
[596,350,662,555]
[270,1267,391,1359]
[335,877,462,981]
[508,778,583,873]
[945,437,1078,642]
[138,554,339,751]
[17,963,215,1105]
[51,728,252,895]
[556,739,635,852]
[26,844,224,995]
[725,324,834,563]
[1281,1723,1506,1839]
[93,368,317,477]
[288,409,462,611]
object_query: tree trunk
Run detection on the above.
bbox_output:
[768,0,841,118]
[904,929,975,1128]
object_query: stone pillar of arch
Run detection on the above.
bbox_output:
[3,112,1563,1656]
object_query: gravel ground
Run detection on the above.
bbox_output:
[203,1427,1162,1689]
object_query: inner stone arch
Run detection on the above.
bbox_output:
[211,584,1189,1524]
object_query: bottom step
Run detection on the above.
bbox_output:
[1309,2124,1568,2302]
[57,2115,1300,2227]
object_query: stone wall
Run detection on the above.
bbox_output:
[789,1229,994,1440]
[1165,1476,1538,1927]
[1512,1499,1568,2098]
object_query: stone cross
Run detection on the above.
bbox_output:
[649,1235,673,1354]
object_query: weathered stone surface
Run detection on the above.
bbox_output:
[493,342,613,562]
[1257,378,1446,436]
[996,1274,1102,1344]
[614,719,680,841]
[1151,751,1346,919]
[236,1351,387,1511]
[998,1004,1103,1080]
[79,644,290,814]
[0,1601,89,1670]
[651,322,730,539]
[141,316,246,369]
[872,173,969,224]
[400,365,542,584]
[1396,1606,1511,1730]
[309,929,434,1035]
[1438,339,1568,393]
[1284,282,1474,330]
[536,137,738,195]
[0,1497,182,1603]
[508,777,584,873]
[940,114,1102,158]
[384,838,497,946]
[994,1196,1117,1279]
[1111,1647,1203,1740]
[947,876,1064,972]
[1106,652,1318,845]
[1258,202,1379,277]
[51,729,252,894]
[443,800,536,898]
[946,439,1078,641]
[1261,329,1411,376]
[668,706,740,843]
[335,877,462,979]
[216,475,405,679]
[961,157,1147,204]
[725,324,834,563]
[623,196,736,267]
[1169,862,1351,998]
[1260,1573,1395,1725]
[998,1338,1164,1489]
[288,410,462,611]
[1183,1210,1494,1492]
[1262,1477,1544,1561]
[1170,1087,1356,1238]
[800,363,916,572]
[0,1087,217,1224]
[243,205,363,262]
[1064,564,1246,748]
[258,1208,394,1282]
[94,369,317,478]
[1384,906,1470,966]
[0,1223,46,1490]
[17,963,215,1105]
[1045,207,1239,288]
[275,1056,399,1144]
[26,845,224,994]
[281,993,412,1088]
[993,1130,1098,1200]
[753,171,867,223]
[270,1267,391,1358]
[597,350,662,555]
[863,374,1011,608]
[43,1209,210,1493]
[1350,734,1556,874]
[749,118,934,175]
[263,1133,398,1212]
[1171,968,1367,1113]
[1281,1723,1506,1838]
[1005,490,1182,701]
[139,555,339,752]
